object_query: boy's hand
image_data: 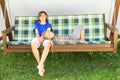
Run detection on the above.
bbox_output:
[47,28,51,32]
[39,36,44,44]
[45,28,54,39]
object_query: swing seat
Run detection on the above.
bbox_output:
[2,14,118,55]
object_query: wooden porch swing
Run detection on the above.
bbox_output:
[0,0,119,54]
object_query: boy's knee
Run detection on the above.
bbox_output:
[31,42,38,48]
[44,42,51,48]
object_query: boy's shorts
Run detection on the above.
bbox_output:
[71,25,84,40]
[31,37,53,48]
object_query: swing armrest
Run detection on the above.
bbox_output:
[104,23,118,40]
[105,23,118,51]
[2,26,15,35]
[2,27,15,52]
[105,23,117,33]
[105,23,118,40]
[2,27,15,41]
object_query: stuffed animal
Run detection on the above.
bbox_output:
[42,28,54,53]
[42,28,55,42]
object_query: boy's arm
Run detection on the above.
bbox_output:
[47,28,51,32]
[35,29,44,43]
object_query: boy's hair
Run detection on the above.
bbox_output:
[38,11,48,23]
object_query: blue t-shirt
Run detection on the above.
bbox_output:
[34,22,52,36]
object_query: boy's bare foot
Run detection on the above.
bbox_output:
[37,64,45,76]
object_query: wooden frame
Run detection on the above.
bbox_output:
[112,0,120,27]
[0,0,119,54]
[112,0,120,38]
[0,0,13,41]
[2,23,118,55]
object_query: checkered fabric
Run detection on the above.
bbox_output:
[48,14,105,41]
[54,40,111,45]
[14,17,36,41]
[8,40,111,45]
[9,14,111,45]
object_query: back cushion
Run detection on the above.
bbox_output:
[14,17,36,41]
[14,14,105,41]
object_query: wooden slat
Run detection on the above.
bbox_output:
[0,36,2,41]
[6,44,114,54]
[112,0,120,27]
[8,44,113,49]
[52,48,114,52]
[6,47,114,53]
[118,35,120,38]
[0,0,13,41]
[110,0,120,40]
[0,0,2,4]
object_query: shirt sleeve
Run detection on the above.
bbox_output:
[34,24,37,30]
[49,23,53,32]
[33,24,38,32]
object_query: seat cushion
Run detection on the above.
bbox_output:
[7,40,111,45]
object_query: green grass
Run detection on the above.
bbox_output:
[0,45,120,80]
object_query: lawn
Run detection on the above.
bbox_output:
[0,42,120,80]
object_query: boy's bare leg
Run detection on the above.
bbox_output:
[59,36,73,42]
[38,42,51,76]
[31,42,40,64]
[80,30,84,41]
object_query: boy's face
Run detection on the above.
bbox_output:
[39,13,47,21]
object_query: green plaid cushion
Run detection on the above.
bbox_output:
[14,14,108,44]
[8,41,31,45]
[14,17,36,41]
[8,40,111,45]
[49,14,105,41]
[54,40,111,44]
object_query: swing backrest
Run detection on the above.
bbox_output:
[14,14,105,42]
